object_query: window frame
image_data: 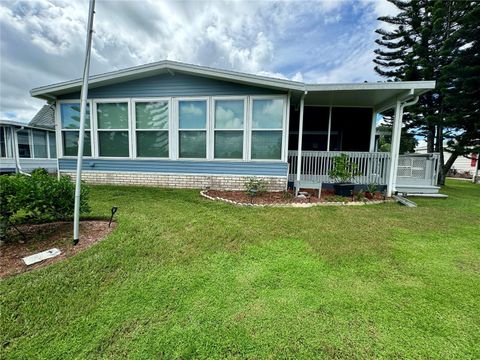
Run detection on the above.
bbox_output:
[93,99,132,159]
[57,99,94,158]
[211,96,247,161]
[175,97,210,160]
[248,95,287,162]
[132,97,171,159]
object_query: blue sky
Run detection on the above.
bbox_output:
[0,0,398,122]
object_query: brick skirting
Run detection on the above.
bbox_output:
[61,171,287,191]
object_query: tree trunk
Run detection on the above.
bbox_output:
[442,152,459,183]
[427,126,435,153]
[436,124,446,185]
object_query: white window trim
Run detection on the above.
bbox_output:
[211,96,247,161]
[56,99,94,158]
[249,95,287,162]
[175,97,210,161]
[93,99,131,159]
[132,97,171,159]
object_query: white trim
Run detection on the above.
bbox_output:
[369,110,377,152]
[175,97,210,160]
[131,97,170,159]
[93,98,131,158]
[249,95,287,161]
[211,96,247,161]
[327,106,332,152]
[306,81,436,92]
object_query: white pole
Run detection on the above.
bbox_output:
[473,153,479,184]
[73,0,95,245]
[387,100,403,197]
[369,110,377,152]
[295,94,306,195]
[327,106,332,152]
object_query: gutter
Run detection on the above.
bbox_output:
[13,126,31,176]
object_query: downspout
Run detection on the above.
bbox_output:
[13,126,31,176]
[295,91,307,195]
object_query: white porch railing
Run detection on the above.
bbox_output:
[288,151,440,189]
[288,151,391,184]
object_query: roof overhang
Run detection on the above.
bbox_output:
[0,119,53,131]
[30,60,306,100]
[304,81,436,110]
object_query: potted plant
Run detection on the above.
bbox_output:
[328,153,361,197]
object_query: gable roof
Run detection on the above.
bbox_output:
[30,60,306,100]
[30,60,436,111]
[29,105,55,130]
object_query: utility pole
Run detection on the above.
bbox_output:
[73,0,95,245]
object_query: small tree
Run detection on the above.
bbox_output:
[328,153,361,183]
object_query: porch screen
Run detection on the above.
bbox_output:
[97,102,129,157]
[135,101,169,157]
[214,100,244,159]
[178,100,207,158]
[17,130,31,158]
[60,103,91,156]
[251,99,283,160]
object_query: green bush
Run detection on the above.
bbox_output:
[0,172,90,241]
[328,153,361,183]
[244,177,267,196]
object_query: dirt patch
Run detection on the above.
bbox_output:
[0,220,116,279]
[205,189,386,205]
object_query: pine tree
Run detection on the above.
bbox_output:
[440,2,480,181]
[374,0,478,184]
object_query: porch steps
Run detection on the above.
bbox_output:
[395,185,441,194]
[393,195,417,207]
[405,193,448,198]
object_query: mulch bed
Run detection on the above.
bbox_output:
[0,220,116,279]
[205,189,386,205]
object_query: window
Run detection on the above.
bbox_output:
[214,99,244,159]
[60,103,91,156]
[0,126,6,158]
[32,130,48,158]
[97,102,129,157]
[135,101,169,157]
[17,130,31,158]
[178,100,207,158]
[48,132,57,158]
[251,99,284,160]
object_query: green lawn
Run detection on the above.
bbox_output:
[1,180,479,359]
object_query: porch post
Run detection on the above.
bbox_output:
[327,106,332,151]
[295,93,306,194]
[387,100,403,196]
[369,110,377,152]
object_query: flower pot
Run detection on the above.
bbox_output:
[333,183,355,197]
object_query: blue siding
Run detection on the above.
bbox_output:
[58,73,285,99]
[59,159,288,177]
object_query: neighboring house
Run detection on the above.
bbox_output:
[0,106,57,174]
[30,60,438,195]
[416,144,478,177]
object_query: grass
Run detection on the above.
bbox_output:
[1,179,479,359]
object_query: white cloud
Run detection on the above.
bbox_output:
[0,0,399,122]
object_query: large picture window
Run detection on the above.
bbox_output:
[214,99,244,159]
[251,99,284,160]
[60,103,91,156]
[135,101,169,158]
[178,100,207,158]
[97,102,129,157]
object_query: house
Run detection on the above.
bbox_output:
[30,60,438,195]
[0,105,57,174]
[416,144,478,178]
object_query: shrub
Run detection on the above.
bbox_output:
[244,178,267,196]
[328,153,361,183]
[0,173,90,242]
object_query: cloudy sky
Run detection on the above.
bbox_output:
[0,0,398,123]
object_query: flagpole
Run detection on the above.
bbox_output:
[73,0,96,245]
